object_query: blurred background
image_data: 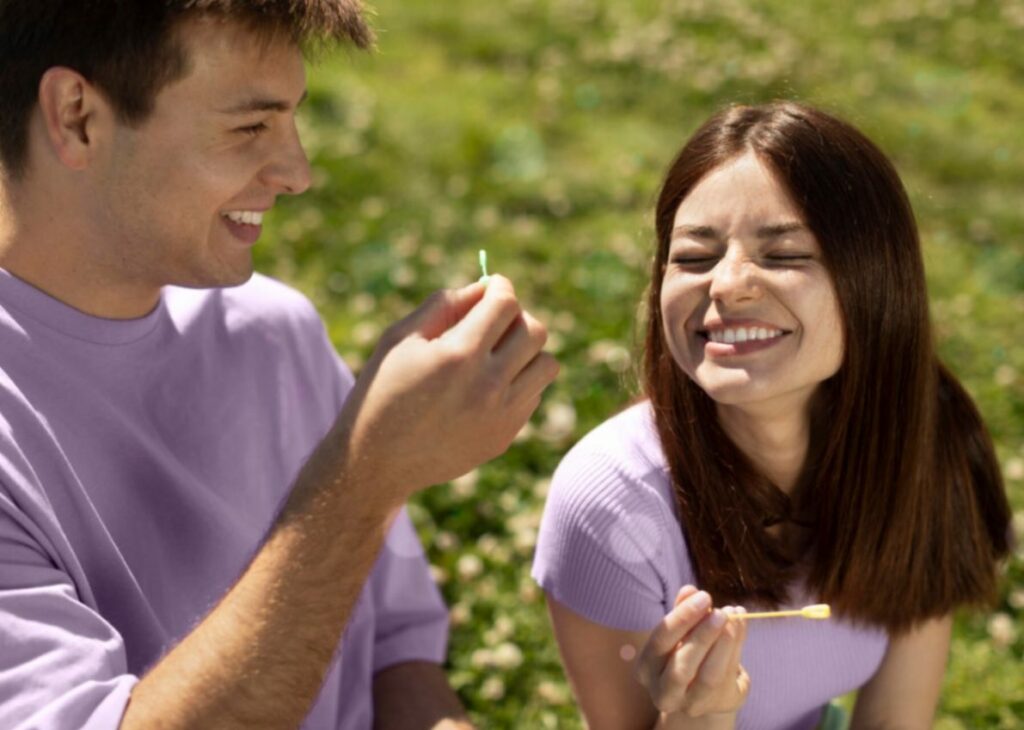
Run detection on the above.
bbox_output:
[256,0,1024,726]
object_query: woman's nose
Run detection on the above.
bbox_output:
[708,253,762,303]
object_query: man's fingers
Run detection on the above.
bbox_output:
[445,275,523,352]
[493,310,549,381]
[506,351,560,407]
[405,283,487,341]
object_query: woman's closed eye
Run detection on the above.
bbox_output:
[763,253,813,265]
[670,254,719,269]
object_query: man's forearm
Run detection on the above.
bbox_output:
[121,429,400,730]
[117,276,557,729]
[373,661,475,730]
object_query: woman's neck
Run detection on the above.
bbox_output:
[716,399,812,495]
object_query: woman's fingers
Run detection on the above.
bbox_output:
[634,590,712,690]
[635,598,753,718]
[686,606,750,715]
[674,584,700,608]
[727,607,747,670]
[691,608,740,688]
[656,608,728,708]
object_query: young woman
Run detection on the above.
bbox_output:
[532,102,1012,730]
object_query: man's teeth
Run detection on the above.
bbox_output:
[223,211,264,226]
[707,327,783,344]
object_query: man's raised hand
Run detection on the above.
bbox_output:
[334,275,559,506]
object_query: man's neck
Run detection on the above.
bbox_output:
[0,177,160,320]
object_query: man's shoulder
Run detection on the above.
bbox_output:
[165,273,323,336]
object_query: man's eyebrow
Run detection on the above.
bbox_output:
[218,89,309,114]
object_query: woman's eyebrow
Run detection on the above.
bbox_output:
[756,222,806,239]
[671,224,719,240]
[670,222,806,240]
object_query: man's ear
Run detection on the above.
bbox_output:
[36,67,112,171]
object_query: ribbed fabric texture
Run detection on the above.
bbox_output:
[533,402,888,730]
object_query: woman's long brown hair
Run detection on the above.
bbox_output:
[642,102,1011,634]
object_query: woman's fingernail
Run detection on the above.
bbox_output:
[709,609,726,628]
[687,591,711,612]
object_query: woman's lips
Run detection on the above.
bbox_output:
[698,329,790,357]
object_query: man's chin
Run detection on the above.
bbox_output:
[171,262,255,291]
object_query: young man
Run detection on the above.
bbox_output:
[0,3,557,728]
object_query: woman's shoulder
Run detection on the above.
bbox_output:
[535,401,692,629]
[562,400,667,476]
[550,400,673,517]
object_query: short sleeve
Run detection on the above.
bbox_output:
[369,508,449,673]
[532,442,675,632]
[0,494,137,729]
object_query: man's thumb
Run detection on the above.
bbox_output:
[403,283,486,340]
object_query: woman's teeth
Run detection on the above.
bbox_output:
[707,327,783,344]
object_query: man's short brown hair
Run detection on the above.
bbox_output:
[0,1,373,179]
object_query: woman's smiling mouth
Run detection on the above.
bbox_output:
[698,321,791,356]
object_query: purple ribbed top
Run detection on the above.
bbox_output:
[532,402,888,730]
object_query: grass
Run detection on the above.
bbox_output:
[255,0,1024,726]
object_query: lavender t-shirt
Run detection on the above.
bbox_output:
[0,269,448,729]
[532,402,888,730]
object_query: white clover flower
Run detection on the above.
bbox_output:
[494,615,515,639]
[1008,589,1024,611]
[450,603,471,627]
[587,340,631,373]
[491,642,524,670]
[352,321,380,347]
[428,565,447,585]
[470,649,493,668]
[537,680,570,706]
[513,526,538,553]
[518,581,539,602]
[987,612,1018,649]
[456,554,483,580]
[434,531,459,551]
[540,402,577,443]
[480,677,505,701]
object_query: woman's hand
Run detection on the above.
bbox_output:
[633,586,751,724]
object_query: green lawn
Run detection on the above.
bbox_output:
[256,1,1024,726]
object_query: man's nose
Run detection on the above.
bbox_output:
[262,124,313,196]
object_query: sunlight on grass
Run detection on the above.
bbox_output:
[258,1,1024,726]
